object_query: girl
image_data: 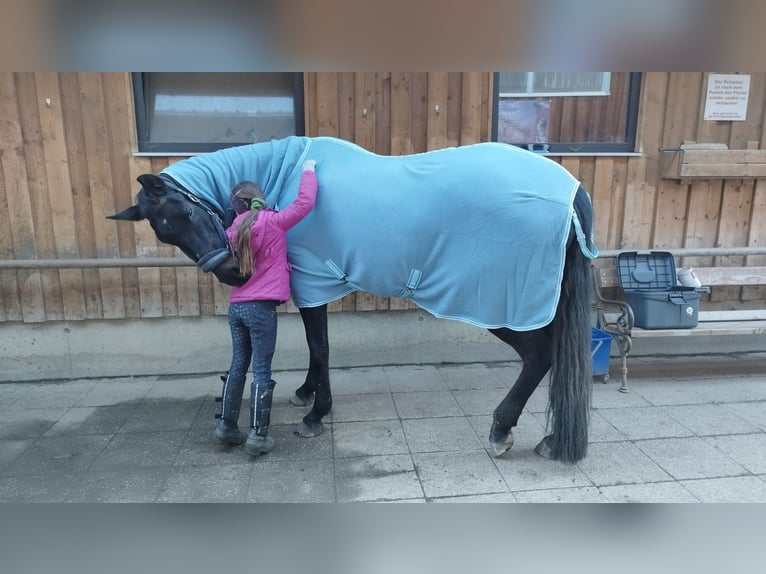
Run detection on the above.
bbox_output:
[216,159,318,456]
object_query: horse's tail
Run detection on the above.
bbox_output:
[547,186,594,463]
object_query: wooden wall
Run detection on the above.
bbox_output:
[1,72,765,323]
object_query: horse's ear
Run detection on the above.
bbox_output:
[107,205,144,221]
[137,174,167,194]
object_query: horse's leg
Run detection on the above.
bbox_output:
[487,327,552,458]
[289,305,320,406]
[293,304,332,437]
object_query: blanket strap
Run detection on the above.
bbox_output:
[324,259,363,291]
[398,269,422,298]
[572,211,599,260]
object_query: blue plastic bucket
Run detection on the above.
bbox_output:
[591,327,612,376]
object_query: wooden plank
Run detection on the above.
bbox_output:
[0,136,23,321]
[630,320,766,337]
[35,72,87,320]
[0,73,46,322]
[679,163,766,178]
[78,72,125,319]
[445,72,461,149]
[410,73,429,154]
[699,310,766,321]
[714,180,754,302]
[591,158,613,249]
[390,72,414,156]
[681,149,766,164]
[620,156,652,249]
[606,158,627,249]
[653,73,696,250]
[375,72,392,156]
[426,72,448,151]
[316,72,339,137]
[16,73,64,321]
[58,73,103,318]
[126,155,163,317]
[597,265,766,288]
[102,73,144,318]
[460,72,483,146]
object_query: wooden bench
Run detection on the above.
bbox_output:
[592,259,766,392]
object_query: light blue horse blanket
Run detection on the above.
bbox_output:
[163,136,596,330]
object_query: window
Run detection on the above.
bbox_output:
[133,73,304,154]
[493,72,641,154]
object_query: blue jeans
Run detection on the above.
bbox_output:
[227,300,279,388]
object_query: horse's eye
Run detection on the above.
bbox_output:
[187,208,193,218]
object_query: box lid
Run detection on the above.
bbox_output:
[616,251,677,291]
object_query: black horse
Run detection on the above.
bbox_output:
[109,136,596,463]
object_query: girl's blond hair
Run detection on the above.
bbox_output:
[230,181,266,276]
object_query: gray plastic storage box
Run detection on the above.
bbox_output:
[616,251,699,329]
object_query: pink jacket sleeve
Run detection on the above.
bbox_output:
[273,170,318,230]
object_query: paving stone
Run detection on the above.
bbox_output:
[66,466,170,502]
[383,365,447,392]
[0,473,79,502]
[668,403,763,436]
[451,388,512,416]
[680,476,766,503]
[2,434,111,477]
[334,419,409,458]
[329,367,390,395]
[437,363,507,391]
[0,407,67,439]
[89,430,186,471]
[514,486,607,503]
[392,391,464,420]
[413,450,507,498]
[577,441,673,486]
[401,416,484,454]
[335,454,423,502]
[705,433,766,474]
[494,449,593,492]
[81,377,155,406]
[597,406,694,440]
[158,463,251,502]
[118,399,203,433]
[247,459,335,502]
[44,405,136,436]
[332,392,397,422]
[599,481,699,503]
[635,436,748,480]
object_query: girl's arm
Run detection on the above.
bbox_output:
[274,160,318,230]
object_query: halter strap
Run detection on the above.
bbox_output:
[157,173,233,271]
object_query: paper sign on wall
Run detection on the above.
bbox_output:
[704,74,750,121]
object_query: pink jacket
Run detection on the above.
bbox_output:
[226,170,317,303]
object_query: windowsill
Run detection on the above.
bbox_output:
[534,152,644,157]
[133,151,209,157]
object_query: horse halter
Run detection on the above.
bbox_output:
[157,175,234,272]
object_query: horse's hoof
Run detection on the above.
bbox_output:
[294,420,324,438]
[489,432,515,458]
[534,435,555,459]
[290,393,313,407]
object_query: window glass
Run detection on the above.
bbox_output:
[494,72,640,153]
[134,73,303,153]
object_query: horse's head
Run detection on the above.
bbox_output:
[108,174,249,287]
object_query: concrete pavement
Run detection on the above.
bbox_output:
[1,354,766,502]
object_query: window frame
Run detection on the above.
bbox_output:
[132,72,305,155]
[498,72,612,98]
[491,72,642,154]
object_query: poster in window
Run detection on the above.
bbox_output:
[497,99,550,144]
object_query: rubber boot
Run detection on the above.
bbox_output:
[244,379,276,456]
[215,373,247,445]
